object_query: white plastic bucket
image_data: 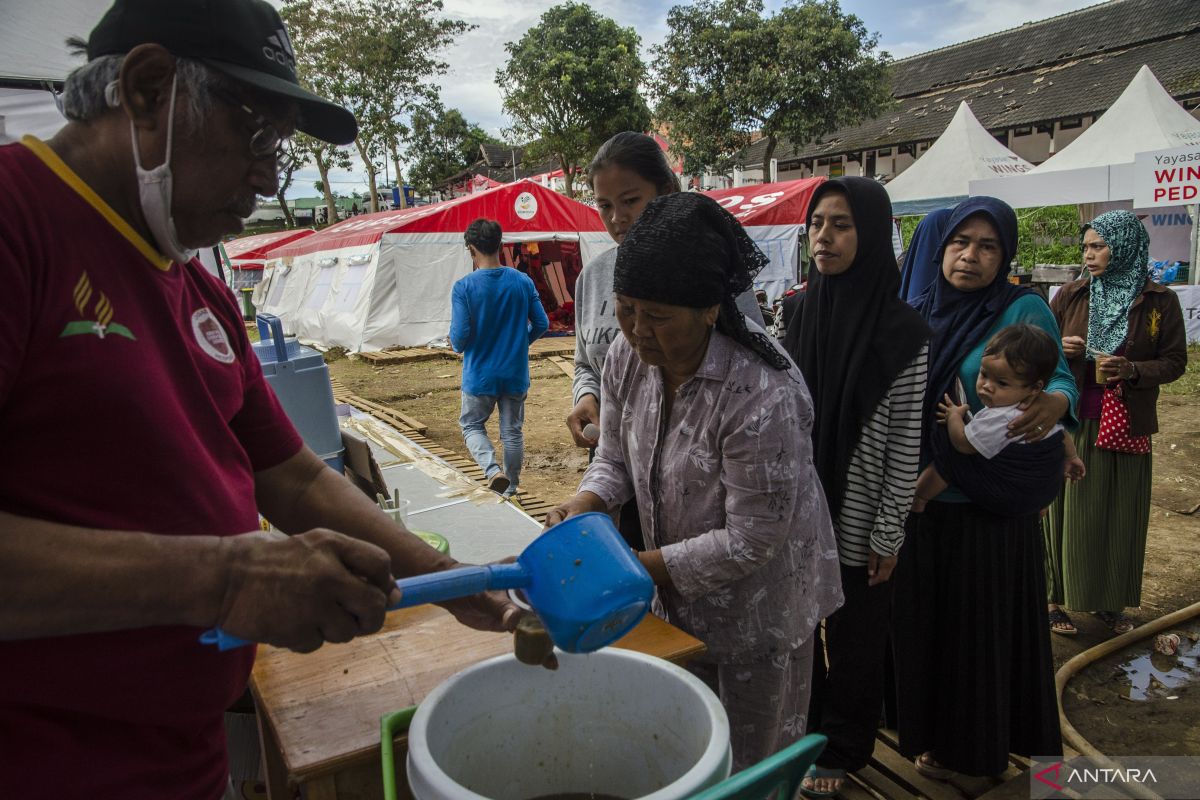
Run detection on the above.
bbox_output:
[407,649,732,800]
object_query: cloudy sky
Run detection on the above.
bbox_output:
[295,0,1103,198]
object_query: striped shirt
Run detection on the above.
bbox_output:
[834,345,928,566]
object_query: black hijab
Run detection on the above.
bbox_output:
[910,196,1032,454]
[615,192,791,370]
[782,177,931,516]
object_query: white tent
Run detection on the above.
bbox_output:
[887,101,1033,215]
[970,66,1200,207]
[0,0,101,142]
[257,180,613,352]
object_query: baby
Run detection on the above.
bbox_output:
[914,323,1084,513]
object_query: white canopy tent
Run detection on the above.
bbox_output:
[0,0,101,143]
[887,101,1033,215]
[970,66,1200,207]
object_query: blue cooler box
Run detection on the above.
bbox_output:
[253,314,344,472]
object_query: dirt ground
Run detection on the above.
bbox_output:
[328,348,1200,756]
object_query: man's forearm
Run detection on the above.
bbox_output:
[256,448,457,578]
[0,511,225,639]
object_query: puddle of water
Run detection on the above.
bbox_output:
[1117,628,1200,701]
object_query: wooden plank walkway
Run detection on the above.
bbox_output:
[330,379,427,435]
[547,355,575,379]
[330,378,555,524]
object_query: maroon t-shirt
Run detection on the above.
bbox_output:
[0,139,303,799]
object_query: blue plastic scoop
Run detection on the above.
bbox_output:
[200,512,653,653]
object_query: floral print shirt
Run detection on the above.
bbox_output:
[579,331,843,660]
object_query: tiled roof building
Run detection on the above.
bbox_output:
[734,0,1200,182]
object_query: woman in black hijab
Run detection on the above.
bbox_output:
[548,193,843,772]
[782,178,930,797]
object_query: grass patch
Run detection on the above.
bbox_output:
[1162,345,1200,396]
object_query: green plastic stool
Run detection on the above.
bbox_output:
[380,706,418,800]
[686,733,828,800]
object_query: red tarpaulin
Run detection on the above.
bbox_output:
[703,177,826,227]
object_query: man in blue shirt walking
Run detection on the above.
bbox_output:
[450,219,549,496]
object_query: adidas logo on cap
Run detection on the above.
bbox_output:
[263,28,295,71]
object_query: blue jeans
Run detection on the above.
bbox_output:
[459,392,526,490]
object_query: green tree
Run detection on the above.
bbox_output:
[496,2,652,198]
[406,104,501,194]
[281,1,355,224]
[652,0,891,175]
[284,0,471,213]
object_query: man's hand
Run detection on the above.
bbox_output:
[1009,391,1069,442]
[867,552,898,586]
[215,529,398,653]
[440,589,525,634]
[566,394,600,448]
[1062,335,1085,359]
[936,393,966,425]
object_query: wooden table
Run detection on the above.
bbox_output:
[249,607,705,800]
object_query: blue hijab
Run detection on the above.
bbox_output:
[899,207,954,302]
[911,197,1032,448]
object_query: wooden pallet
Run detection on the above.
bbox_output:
[528,337,575,359]
[836,729,1037,800]
[356,347,448,366]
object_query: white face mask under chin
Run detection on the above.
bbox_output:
[129,75,197,264]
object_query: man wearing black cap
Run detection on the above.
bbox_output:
[0,2,520,797]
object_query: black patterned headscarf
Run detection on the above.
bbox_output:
[613,192,791,370]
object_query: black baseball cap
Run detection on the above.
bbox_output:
[87,0,357,144]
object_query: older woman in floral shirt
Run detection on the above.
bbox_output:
[547,193,843,771]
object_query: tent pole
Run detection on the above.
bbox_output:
[1191,204,1199,285]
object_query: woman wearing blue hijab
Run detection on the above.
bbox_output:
[898,207,953,302]
[893,197,1077,779]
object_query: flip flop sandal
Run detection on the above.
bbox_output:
[800,765,847,799]
[1093,611,1135,636]
[915,753,954,781]
[1049,608,1078,636]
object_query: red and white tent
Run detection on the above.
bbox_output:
[257,180,610,351]
[223,228,316,290]
[703,177,826,301]
[225,228,316,269]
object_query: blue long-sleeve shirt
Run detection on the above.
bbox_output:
[449,266,549,396]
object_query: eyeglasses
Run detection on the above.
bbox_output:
[213,87,294,172]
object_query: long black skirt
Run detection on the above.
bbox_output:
[892,500,1062,776]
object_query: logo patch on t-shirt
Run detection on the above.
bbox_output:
[59,271,136,341]
[191,308,235,364]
